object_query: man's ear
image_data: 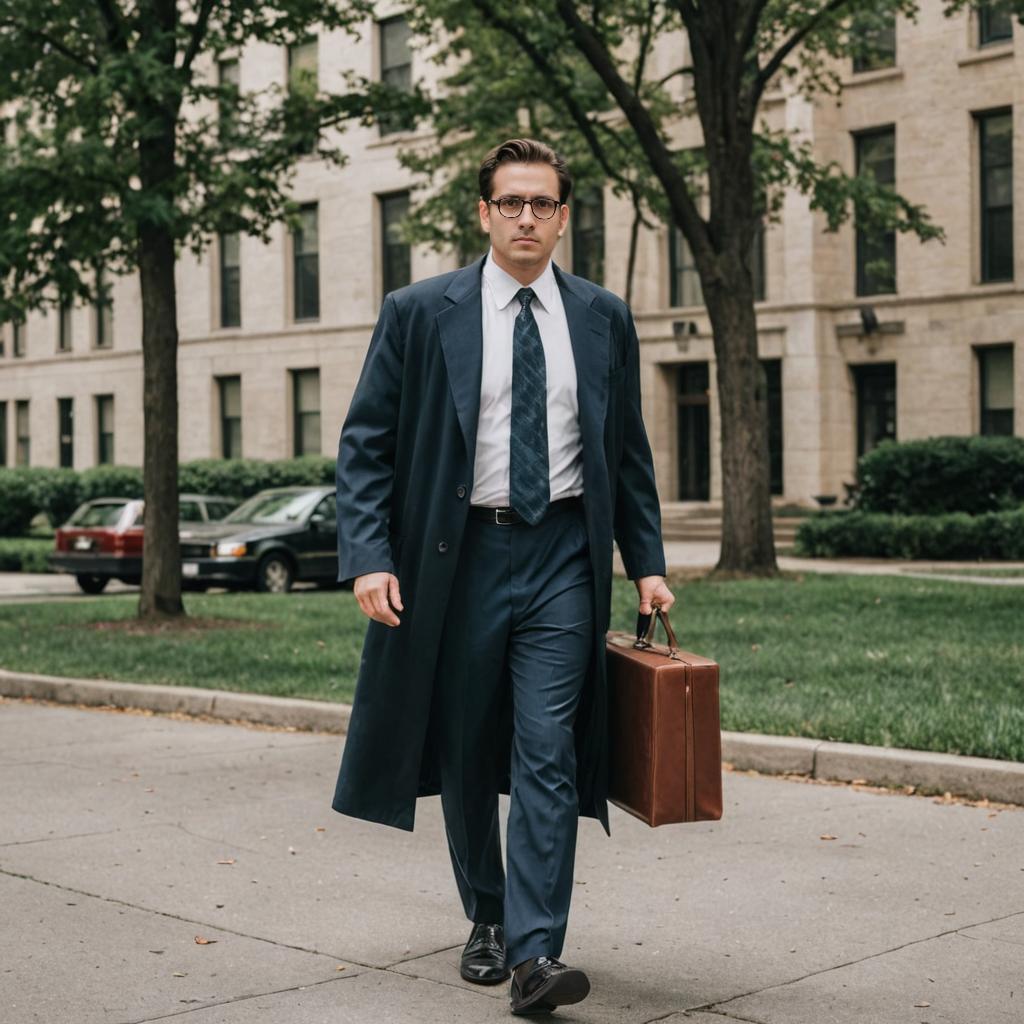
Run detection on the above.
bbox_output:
[478,197,491,234]
[557,202,570,238]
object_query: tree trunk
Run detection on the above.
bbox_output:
[704,247,778,577]
[137,120,183,618]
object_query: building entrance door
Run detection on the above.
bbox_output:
[677,362,710,500]
[852,362,896,456]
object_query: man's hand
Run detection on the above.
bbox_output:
[354,572,404,627]
[636,575,674,616]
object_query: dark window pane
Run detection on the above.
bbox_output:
[855,128,897,295]
[379,17,414,136]
[220,232,241,327]
[979,7,1013,46]
[978,344,1014,436]
[15,400,29,466]
[0,401,6,466]
[853,364,896,457]
[762,359,783,494]
[218,376,242,458]
[669,226,703,307]
[58,302,73,352]
[218,59,239,137]
[381,192,411,295]
[58,397,74,468]
[851,11,896,72]
[292,369,321,456]
[980,111,1013,282]
[95,267,114,348]
[293,205,320,320]
[572,187,605,286]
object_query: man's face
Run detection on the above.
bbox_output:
[478,162,570,282]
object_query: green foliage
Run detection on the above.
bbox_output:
[854,436,1024,515]
[0,0,393,318]
[77,465,145,504]
[0,537,52,573]
[794,508,1024,559]
[0,469,39,535]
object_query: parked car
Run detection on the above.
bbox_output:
[177,485,339,593]
[50,494,240,593]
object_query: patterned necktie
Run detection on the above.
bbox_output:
[509,287,549,525]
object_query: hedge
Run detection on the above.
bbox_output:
[0,456,336,535]
[795,508,1024,560]
[0,538,54,573]
[854,435,1024,515]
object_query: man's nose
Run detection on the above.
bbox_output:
[517,203,537,226]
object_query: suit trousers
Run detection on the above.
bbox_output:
[432,497,594,970]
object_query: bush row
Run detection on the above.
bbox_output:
[853,435,1024,515]
[0,538,53,573]
[0,456,335,536]
[794,508,1024,560]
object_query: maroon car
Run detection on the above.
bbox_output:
[50,494,238,593]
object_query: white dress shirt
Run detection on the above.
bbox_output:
[470,249,584,507]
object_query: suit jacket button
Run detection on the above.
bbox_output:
[438,541,449,554]
[456,485,467,499]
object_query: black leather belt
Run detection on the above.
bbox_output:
[468,496,582,525]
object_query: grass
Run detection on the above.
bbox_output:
[1,573,1022,762]
[911,567,1024,579]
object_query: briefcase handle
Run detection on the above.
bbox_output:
[634,606,681,659]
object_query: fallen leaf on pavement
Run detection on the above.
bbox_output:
[819,834,837,841]
[194,936,217,945]
[216,858,235,865]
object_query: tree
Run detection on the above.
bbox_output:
[0,0,403,617]
[392,0,1008,576]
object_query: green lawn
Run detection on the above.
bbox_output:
[1,573,1022,761]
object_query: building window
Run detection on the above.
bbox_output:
[15,400,29,466]
[292,368,320,456]
[220,232,241,328]
[762,359,783,495]
[851,10,896,72]
[379,16,413,136]
[96,394,114,464]
[293,203,320,321]
[218,58,239,137]
[571,187,604,286]
[12,318,25,357]
[979,5,1013,47]
[978,344,1014,435]
[58,397,74,468]
[854,127,896,296]
[669,226,703,307]
[0,401,7,466]
[95,267,114,348]
[218,375,242,458]
[288,37,318,155]
[978,109,1013,283]
[381,191,411,296]
[852,363,896,457]
[58,301,73,352]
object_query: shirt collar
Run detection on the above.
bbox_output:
[482,247,557,313]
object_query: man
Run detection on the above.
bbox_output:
[332,138,673,1015]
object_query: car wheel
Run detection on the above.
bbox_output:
[76,574,110,595]
[257,553,294,594]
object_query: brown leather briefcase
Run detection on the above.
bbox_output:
[606,608,723,826]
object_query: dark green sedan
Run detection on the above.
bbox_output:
[178,485,339,593]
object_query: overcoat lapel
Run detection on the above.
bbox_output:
[436,259,485,466]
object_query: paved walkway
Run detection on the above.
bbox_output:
[2,698,1021,1024]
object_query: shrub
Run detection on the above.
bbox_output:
[0,537,53,572]
[0,469,38,535]
[178,456,334,499]
[795,508,1024,560]
[27,468,83,528]
[854,436,1024,515]
[77,465,145,503]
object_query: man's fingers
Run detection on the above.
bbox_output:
[388,576,404,612]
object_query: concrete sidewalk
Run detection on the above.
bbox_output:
[2,698,1021,1024]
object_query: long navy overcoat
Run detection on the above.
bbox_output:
[331,255,666,836]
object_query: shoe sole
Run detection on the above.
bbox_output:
[460,966,511,985]
[511,968,590,1015]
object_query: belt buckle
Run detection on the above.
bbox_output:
[495,507,517,525]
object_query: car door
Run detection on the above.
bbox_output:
[307,494,338,579]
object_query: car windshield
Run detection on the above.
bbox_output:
[223,491,323,524]
[67,502,129,527]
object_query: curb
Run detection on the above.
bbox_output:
[2,669,1022,806]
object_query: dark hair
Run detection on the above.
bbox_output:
[478,138,573,204]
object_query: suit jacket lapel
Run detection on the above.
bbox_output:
[437,258,486,466]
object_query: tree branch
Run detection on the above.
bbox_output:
[180,0,216,77]
[92,0,129,53]
[755,0,853,97]
[0,18,100,73]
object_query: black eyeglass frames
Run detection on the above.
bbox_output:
[486,195,562,220]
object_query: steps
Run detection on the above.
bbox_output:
[660,502,807,544]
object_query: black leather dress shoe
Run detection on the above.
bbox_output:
[509,955,590,1015]
[460,922,510,984]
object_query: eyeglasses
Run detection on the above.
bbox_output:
[486,195,562,220]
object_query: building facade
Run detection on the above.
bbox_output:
[1,5,1020,507]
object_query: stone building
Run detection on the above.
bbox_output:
[0,4,1020,508]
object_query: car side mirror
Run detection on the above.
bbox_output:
[310,512,327,529]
